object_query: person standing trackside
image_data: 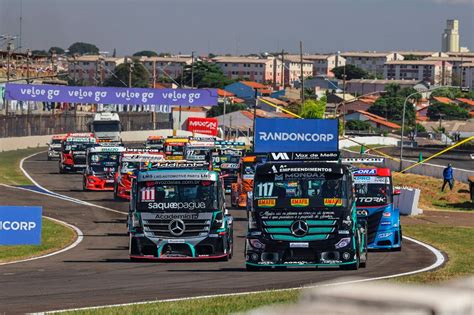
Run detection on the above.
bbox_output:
[442,163,454,192]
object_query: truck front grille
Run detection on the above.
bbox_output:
[144,218,211,238]
[367,211,383,244]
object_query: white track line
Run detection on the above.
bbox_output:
[0,214,83,267]
[46,235,445,314]
[20,151,126,215]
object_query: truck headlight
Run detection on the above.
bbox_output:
[132,213,141,228]
[249,239,265,250]
[335,237,351,249]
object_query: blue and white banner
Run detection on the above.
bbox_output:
[0,206,42,245]
[254,118,339,153]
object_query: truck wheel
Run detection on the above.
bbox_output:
[47,156,51,161]
[113,184,120,201]
[341,258,359,270]
[82,178,87,191]
[393,227,402,251]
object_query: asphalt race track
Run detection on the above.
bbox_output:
[0,152,436,314]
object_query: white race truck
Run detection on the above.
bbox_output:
[90,112,122,143]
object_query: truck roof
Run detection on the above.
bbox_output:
[93,112,120,120]
[256,161,346,175]
[121,153,165,162]
[88,146,126,153]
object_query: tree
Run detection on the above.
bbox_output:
[49,46,65,55]
[331,64,368,80]
[207,102,247,117]
[430,87,462,100]
[368,96,415,124]
[158,52,172,57]
[103,60,149,88]
[346,120,372,131]
[427,102,469,120]
[403,54,423,61]
[178,61,234,88]
[300,96,326,119]
[67,42,99,55]
[31,50,48,57]
[133,50,158,57]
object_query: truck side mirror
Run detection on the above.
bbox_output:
[393,189,401,195]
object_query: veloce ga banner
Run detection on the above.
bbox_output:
[254,118,339,153]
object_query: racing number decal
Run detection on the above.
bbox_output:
[140,187,155,202]
[257,182,274,197]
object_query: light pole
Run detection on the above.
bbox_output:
[399,85,462,171]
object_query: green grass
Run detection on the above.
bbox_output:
[0,217,76,263]
[0,147,46,185]
[345,144,386,153]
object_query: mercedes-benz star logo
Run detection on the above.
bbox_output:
[168,219,186,236]
[291,220,309,237]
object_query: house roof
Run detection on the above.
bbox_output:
[212,56,270,64]
[233,97,246,104]
[341,52,395,58]
[432,96,453,104]
[346,79,419,85]
[355,110,401,129]
[240,81,267,89]
[385,60,446,66]
[259,97,289,107]
[456,98,474,106]
[171,106,206,112]
[217,89,235,97]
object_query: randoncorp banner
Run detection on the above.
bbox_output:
[187,117,218,136]
[0,206,42,245]
[4,83,218,106]
[254,118,339,153]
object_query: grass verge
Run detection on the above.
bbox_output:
[0,217,76,263]
[392,172,472,211]
[0,147,46,185]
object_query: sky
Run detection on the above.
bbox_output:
[0,0,473,56]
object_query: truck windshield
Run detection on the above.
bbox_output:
[185,148,210,161]
[63,142,94,152]
[165,143,185,156]
[254,174,347,209]
[93,122,120,132]
[89,153,120,173]
[354,177,392,205]
[136,180,217,212]
[51,139,62,145]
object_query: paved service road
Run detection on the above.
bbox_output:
[0,152,437,314]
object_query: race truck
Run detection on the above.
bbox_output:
[83,146,126,191]
[164,137,189,160]
[353,167,402,251]
[47,135,66,160]
[59,133,97,173]
[113,150,165,200]
[245,159,367,270]
[213,141,246,193]
[128,160,234,261]
[231,155,258,208]
[90,112,122,143]
[145,136,165,151]
[184,137,215,162]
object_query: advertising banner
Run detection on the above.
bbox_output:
[254,118,339,153]
[187,117,218,136]
[0,206,42,245]
[5,83,218,107]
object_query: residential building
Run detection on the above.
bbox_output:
[140,56,193,81]
[68,55,124,85]
[341,52,404,77]
[460,62,474,89]
[345,110,401,132]
[285,54,345,77]
[212,56,280,85]
[346,79,420,95]
[395,51,440,59]
[280,55,313,87]
[384,60,453,85]
[441,19,460,53]
[424,56,474,84]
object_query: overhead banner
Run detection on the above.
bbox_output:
[254,118,339,153]
[187,117,218,136]
[0,206,42,245]
[4,83,218,106]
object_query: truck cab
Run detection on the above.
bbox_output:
[245,160,367,270]
[184,137,215,162]
[164,137,189,160]
[83,146,126,191]
[114,150,165,200]
[128,161,233,261]
[59,133,97,173]
[47,135,66,160]
[353,167,401,250]
[231,155,257,208]
[145,136,165,151]
[91,112,122,143]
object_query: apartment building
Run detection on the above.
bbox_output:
[342,52,404,77]
[384,60,453,85]
[461,62,474,89]
[286,54,345,77]
[424,56,474,83]
[280,55,313,87]
[68,55,124,85]
[140,56,193,81]
[212,56,281,85]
